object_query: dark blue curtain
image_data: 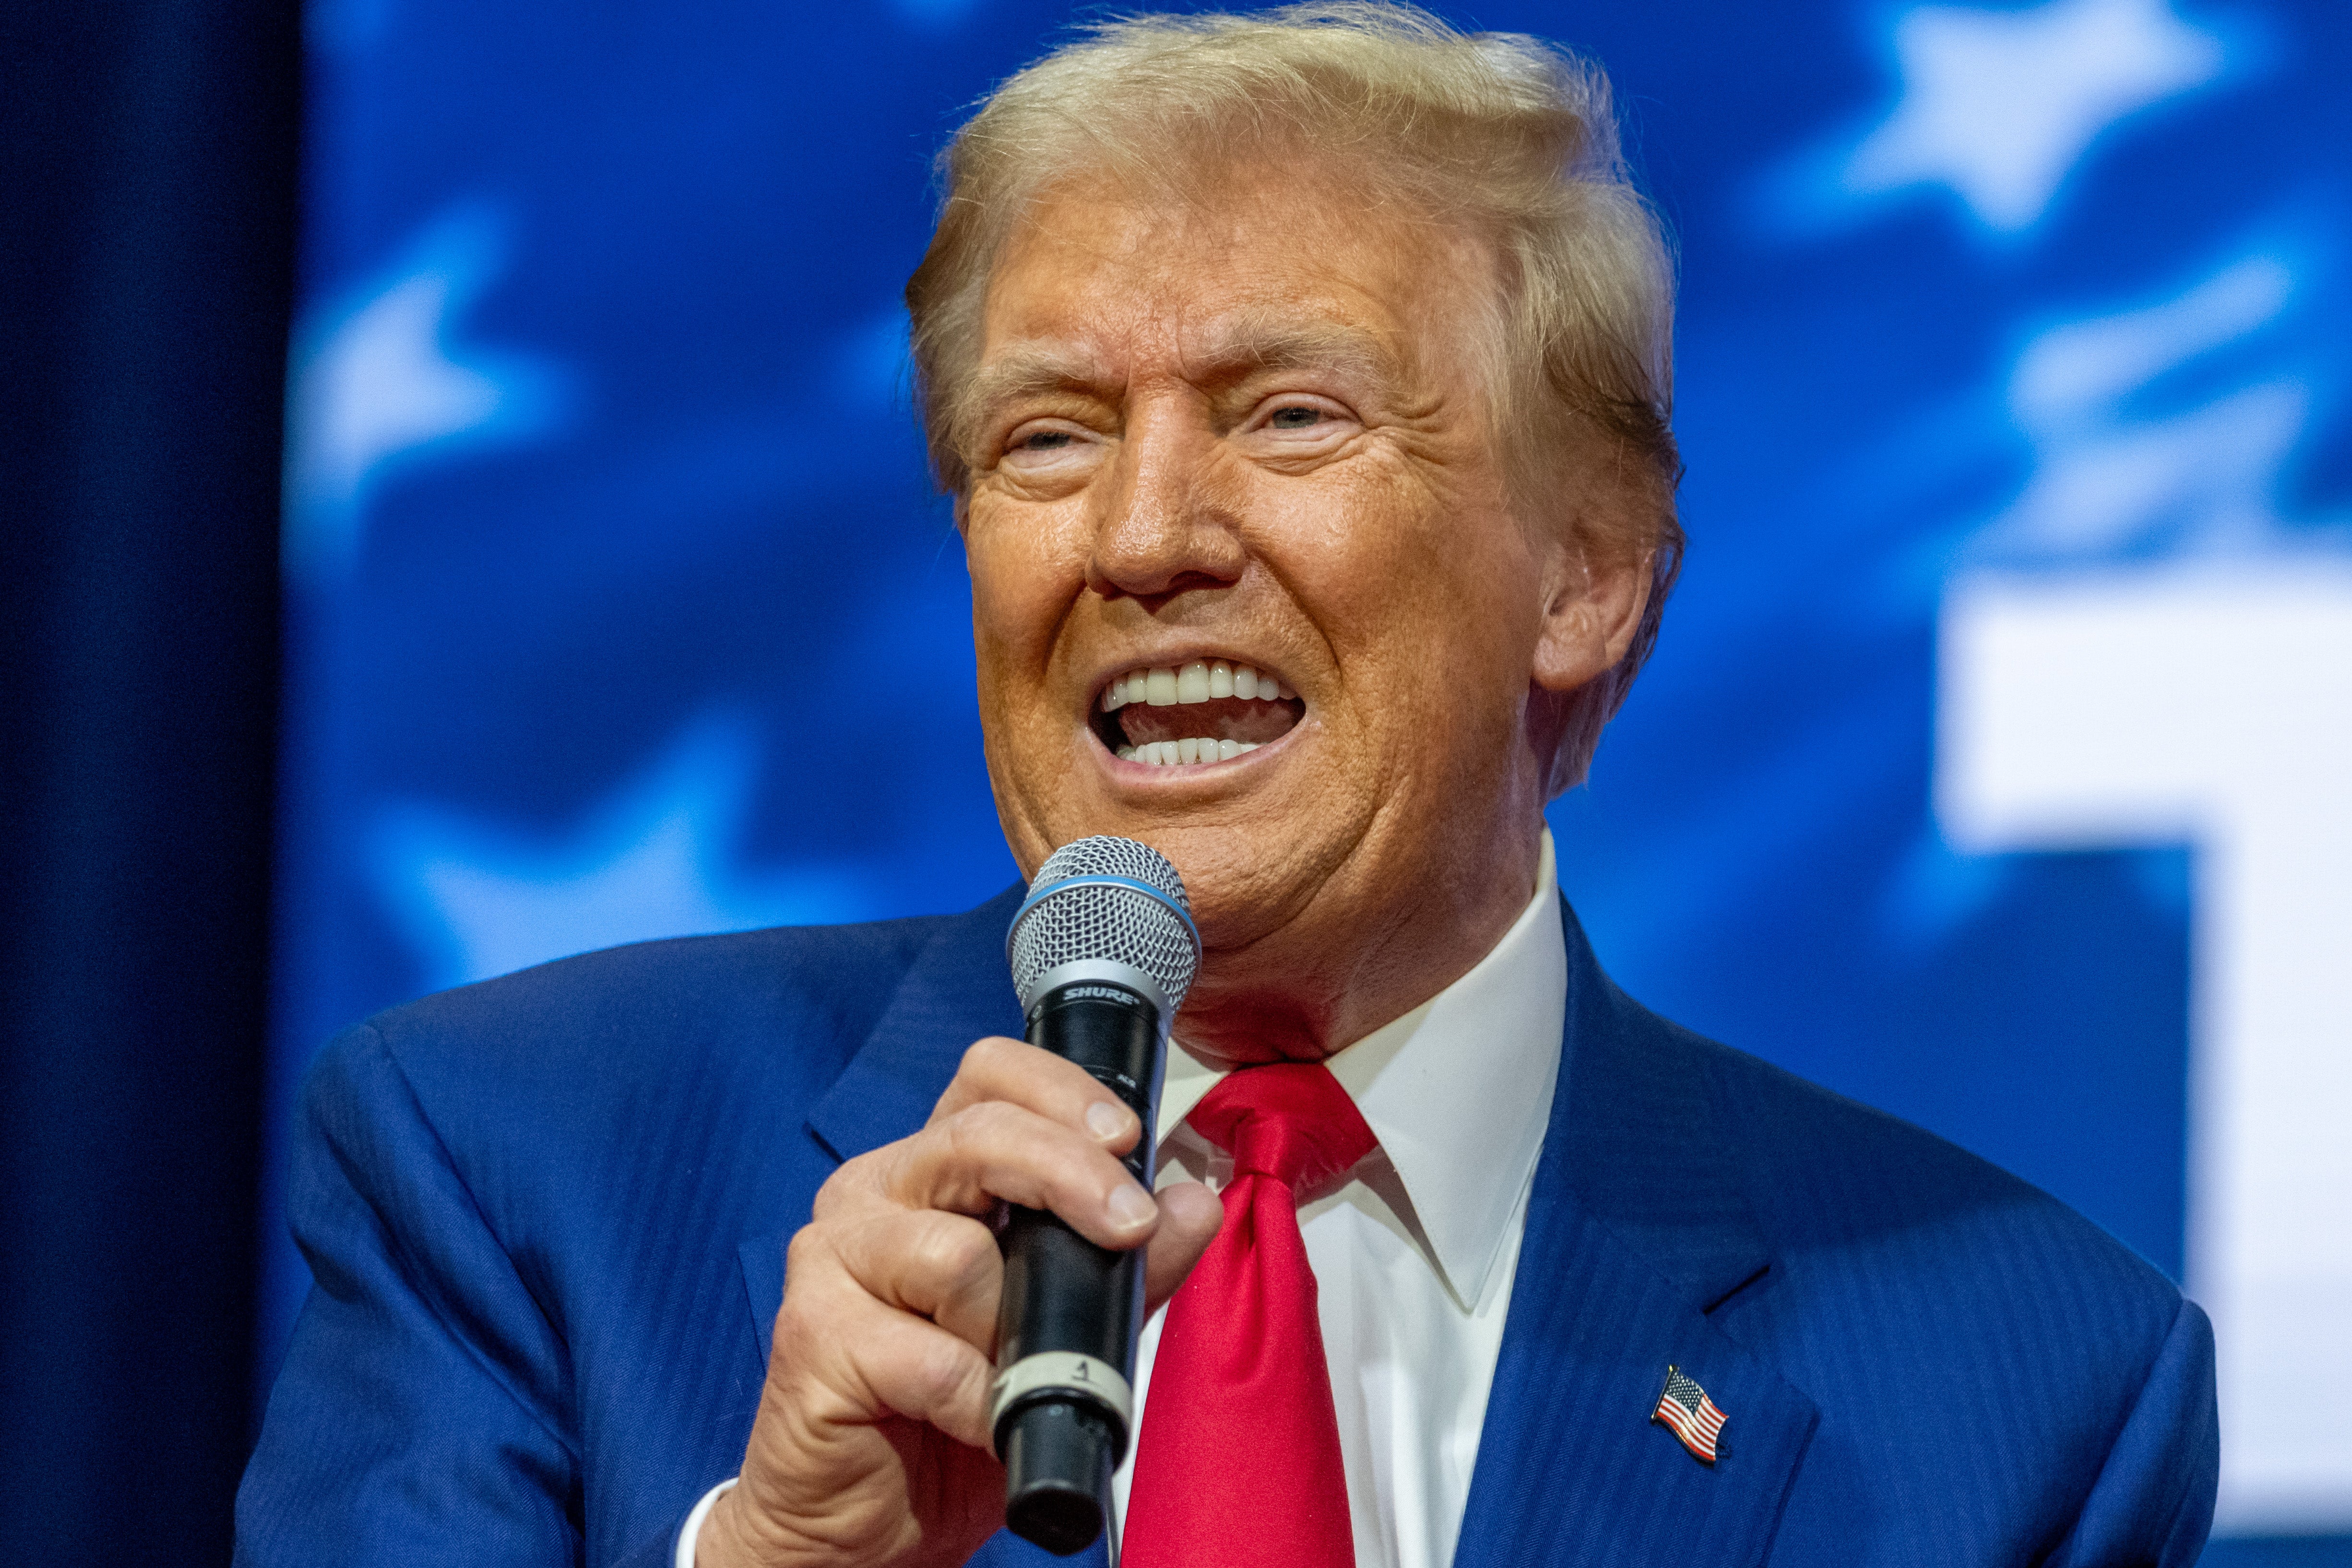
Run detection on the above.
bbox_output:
[0,0,298,1559]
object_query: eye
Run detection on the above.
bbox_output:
[1000,419,1098,471]
[1245,393,1355,448]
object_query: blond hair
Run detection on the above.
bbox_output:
[905,1,1683,788]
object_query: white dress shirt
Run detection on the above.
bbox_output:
[1110,830,1564,1568]
[682,833,1566,1568]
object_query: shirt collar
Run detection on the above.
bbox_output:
[1157,830,1568,1312]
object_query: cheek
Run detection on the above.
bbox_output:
[1279,468,1524,655]
[965,503,1082,672]
[1265,471,1422,614]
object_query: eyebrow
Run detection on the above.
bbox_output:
[949,343,1116,457]
[949,315,1402,458]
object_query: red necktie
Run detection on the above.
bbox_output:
[1123,1063,1377,1568]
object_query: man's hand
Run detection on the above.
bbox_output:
[697,1035,1223,1568]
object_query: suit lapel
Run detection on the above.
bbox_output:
[1453,900,1817,1568]
[738,890,1027,1351]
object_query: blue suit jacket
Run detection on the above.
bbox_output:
[237,891,2217,1566]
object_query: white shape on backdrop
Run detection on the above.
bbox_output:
[1940,570,2352,1532]
[1938,253,2352,1531]
[1837,0,2225,232]
[282,209,567,583]
[371,718,876,991]
[1971,253,2313,564]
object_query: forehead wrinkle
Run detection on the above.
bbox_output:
[1176,311,1401,392]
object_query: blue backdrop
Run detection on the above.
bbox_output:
[272,0,2350,1554]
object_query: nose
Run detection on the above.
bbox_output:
[1085,400,1246,608]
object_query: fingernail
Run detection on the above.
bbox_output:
[1107,1183,1156,1230]
[1086,1101,1132,1141]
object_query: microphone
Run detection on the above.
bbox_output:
[995,836,1202,1555]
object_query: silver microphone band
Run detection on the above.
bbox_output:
[989,1352,1136,1451]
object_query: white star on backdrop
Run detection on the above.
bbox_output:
[282,211,564,582]
[1970,249,2351,565]
[1975,248,2304,561]
[371,719,876,990]
[1840,0,2226,233]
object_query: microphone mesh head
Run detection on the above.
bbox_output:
[1008,836,1200,1016]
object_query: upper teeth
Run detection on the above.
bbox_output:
[1101,659,1295,712]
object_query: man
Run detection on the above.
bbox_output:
[237,7,2218,1567]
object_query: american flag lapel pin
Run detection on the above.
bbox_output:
[1651,1364,1726,1464]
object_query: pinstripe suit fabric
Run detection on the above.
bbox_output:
[236,891,2215,1567]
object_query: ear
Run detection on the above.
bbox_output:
[1530,531,1651,695]
[952,492,972,535]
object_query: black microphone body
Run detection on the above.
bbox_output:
[993,837,1201,1556]
[995,979,1161,1553]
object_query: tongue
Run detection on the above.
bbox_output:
[1119,695,1299,748]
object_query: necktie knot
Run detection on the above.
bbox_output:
[1186,1061,1375,1196]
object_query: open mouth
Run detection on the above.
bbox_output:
[1091,658,1305,767]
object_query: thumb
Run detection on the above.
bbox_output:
[1141,1181,1222,1309]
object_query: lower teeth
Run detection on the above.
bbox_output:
[1117,739,1260,766]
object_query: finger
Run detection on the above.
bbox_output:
[829,1207,1004,1355]
[840,1300,997,1450]
[1142,1181,1223,1309]
[774,1253,998,1452]
[879,1098,1160,1249]
[930,1036,1141,1154]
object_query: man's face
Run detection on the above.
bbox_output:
[960,164,1625,1040]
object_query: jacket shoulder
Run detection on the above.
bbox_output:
[1712,1025,2170,1283]
[1626,1009,2192,1392]
[297,897,1017,1203]
[363,910,951,1081]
